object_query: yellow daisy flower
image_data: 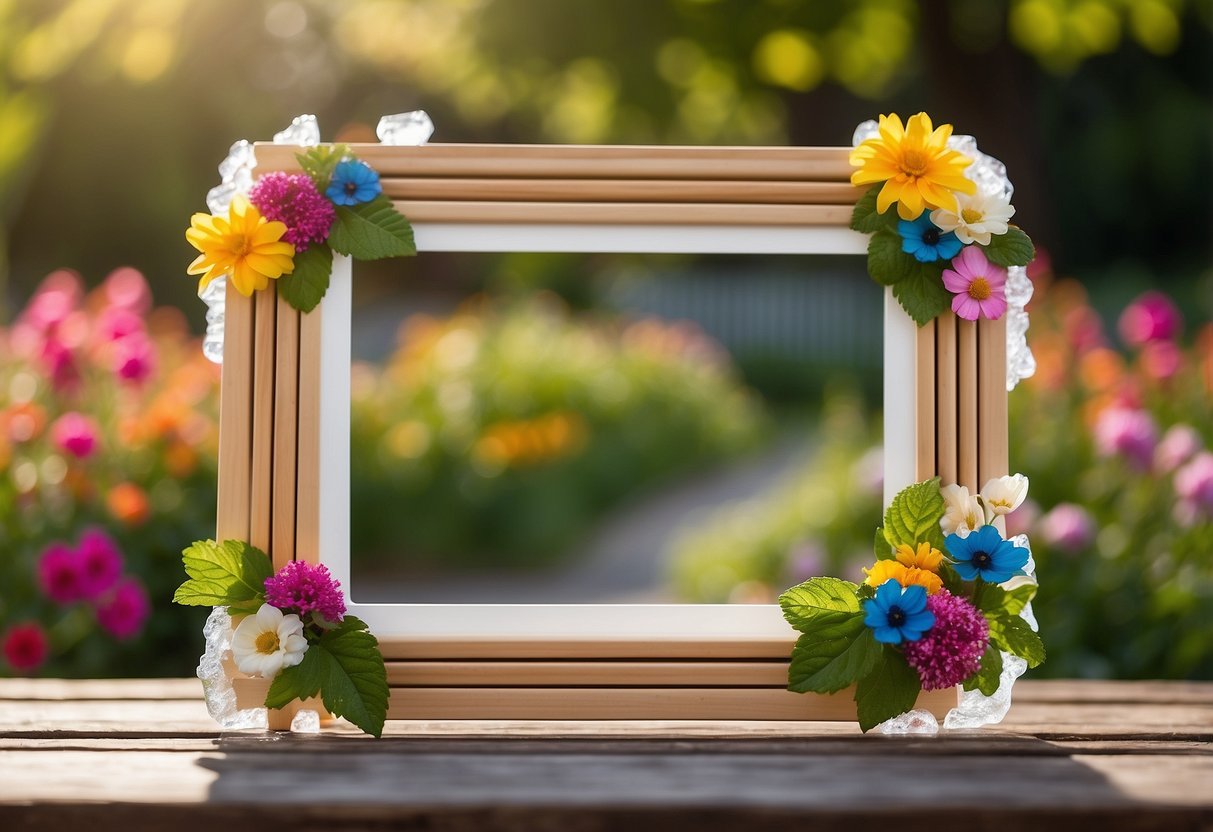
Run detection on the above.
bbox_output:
[864,558,943,595]
[849,112,977,220]
[186,196,295,296]
[895,542,945,573]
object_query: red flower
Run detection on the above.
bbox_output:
[3,622,49,672]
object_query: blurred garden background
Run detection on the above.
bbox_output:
[0,0,1210,680]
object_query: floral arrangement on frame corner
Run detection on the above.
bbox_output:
[185,145,415,312]
[849,112,1035,326]
[779,475,1045,732]
[173,541,389,737]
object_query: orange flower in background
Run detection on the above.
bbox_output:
[1079,348,1125,392]
[108,482,150,527]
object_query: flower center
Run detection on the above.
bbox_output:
[968,277,991,300]
[922,228,940,245]
[345,181,359,195]
[961,207,984,224]
[887,605,907,626]
[254,631,280,655]
[899,149,928,177]
[971,551,993,569]
[230,234,252,258]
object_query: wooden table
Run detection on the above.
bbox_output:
[1,678,1209,831]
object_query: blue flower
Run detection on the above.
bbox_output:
[326,160,382,206]
[945,525,1029,583]
[862,579,935,644]
[898,214,963,263]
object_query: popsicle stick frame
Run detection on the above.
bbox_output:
[217,142,1010,726]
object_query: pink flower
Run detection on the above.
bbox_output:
[112,333,156,383]
[1094,406,1158,470]
[3,622,50,673]
[37,543,85,604]
[102,267,152,314]
[1139,340,1182,381]
[19,270,83,331]
[902,590,989,691]
[941,246,1008,321]
[1004,498,1040,538]
[77,529,124,599]
[1119,291,1182,346]
[42,337,80,391]
[1155,424,1202,474]
[1175,452,1213,517]
[264,560,346,622]
[248,172,336,252]
[1040,503,1096,554]
[94,306,145,344]
[51,412,100,459]
[94,578,151,640]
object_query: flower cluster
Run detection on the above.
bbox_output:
[849,113,1036,326]
[187,144,412,313]
[780,475,1044,732]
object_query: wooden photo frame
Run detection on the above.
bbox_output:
[222,143,1009,725]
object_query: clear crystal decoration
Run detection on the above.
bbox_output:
[851,119,879,147]
[290,709,321,733]
[879,708,940,735]
[377,110,434,145]
[199,275,227,364]
[273,113,321,147]
[197,607,267,730]
[1005,266,1036,391]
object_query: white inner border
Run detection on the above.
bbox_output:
[319,223,915,639]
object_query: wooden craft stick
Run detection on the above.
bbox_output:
[378,178,860,205]
[249,289,277,558]
[254,142,855,181]
[916,319,937,481]
[935,313,958,485]
[958,318,979,492]
[387,661,789,688]
[294,304,323,565]
[377,636,795,661]
[978,316,1009,491]
[215,285,254,543]
[390,200,852,226]
[272,294,300,564]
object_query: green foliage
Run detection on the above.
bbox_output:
[964,645,1003,697]
[788,627,880,695]
[327,195,416,260]
[778,577,861,634]
[854,646,922,733]
[988,614,1046,668]
[850,186,897,234]
[984,227,1035,268]
[866,230,915,286]
[173,539,272,615]
[973,582,1038,617]
[296,144,350,192]
[883,477,946,552]
[891,265,952,326]
[277,244,332,313]
[874,527,892,560]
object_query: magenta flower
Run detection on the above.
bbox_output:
[1040,503,1096,554]
[941,246,1008,321]
[51,412,100,459]
[76,529,124,599]
[1094,406,1158,470]
[112,333,156,383]
[1155,424,1202,474]
[1118,291,1182,346]
[1175,452,1213,517]
[1139,340,1182,381]
[37,543,85,604]
[264,560,347,622]
[902,590,989,691]
[248,172,336,252]
[95,306,144,344]
[102,267,152,314]
[3,622,50,673]
[94,578,151,640]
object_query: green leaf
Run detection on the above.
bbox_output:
[988,614,1046,668]
[327,195,416,260]
[788,627,881,694]
[891,263,951,326]
[850,185,897,234]
[778,577,862,635]
[295,144,350,192]
[866,229,915,286]
[963,644,1003,697]
[1003,584,1038,616]
[973,582,1038,616]
[277,244,332,313]
[265,615,389,737]
[983,226,1035,268]
[173,539,272,615]
[883,477,947,552]
[874,526,894,560]
[854,646,922,733]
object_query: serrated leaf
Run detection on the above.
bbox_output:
[973,581,1038,616]
[854,646,922,733]
[265,643,327,709]
[874,527,893,560]
[866,229,916,286]
[963,644,1003,697]
[295,144,350,192]
[883,477,947,552]
[327,195,416,260]
[173,539,272,614]
[277,244,332,313]
[788,627,881,694]
[1003,584,1038,615]
[850,185,897,234]
[988,614,1046,668]
[891,263,952,326]
[984,226,1035,268]
[778,577,862,635]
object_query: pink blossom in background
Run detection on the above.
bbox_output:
[76,529,124,599]
[1118,291,1182,346]
[1174,452,1213,518]
[902,590,989,691]
[264,560,346,622]
[51,412,99,459]
[94,579,151,639]
[1040,503,1096,554]
[3,623,49,672]
[1139,340,1182,381]
[37,543,84,604]
[95,306,145,344]
[1155,424,1202,474]
[112,333,156,383]
[102,267,152,314]
[19,270,83,332]
[1064,306,1106,354]
[1004,498,1040,538]
[248,172,336,251]
[1094,406,1158,470]
[41,338,80,391]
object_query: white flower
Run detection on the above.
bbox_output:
[940,483,986,538]
[231,603,308,678]
[980,474,1029,516]
[930,190,1015,246]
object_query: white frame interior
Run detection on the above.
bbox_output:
[319,224,916,639]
